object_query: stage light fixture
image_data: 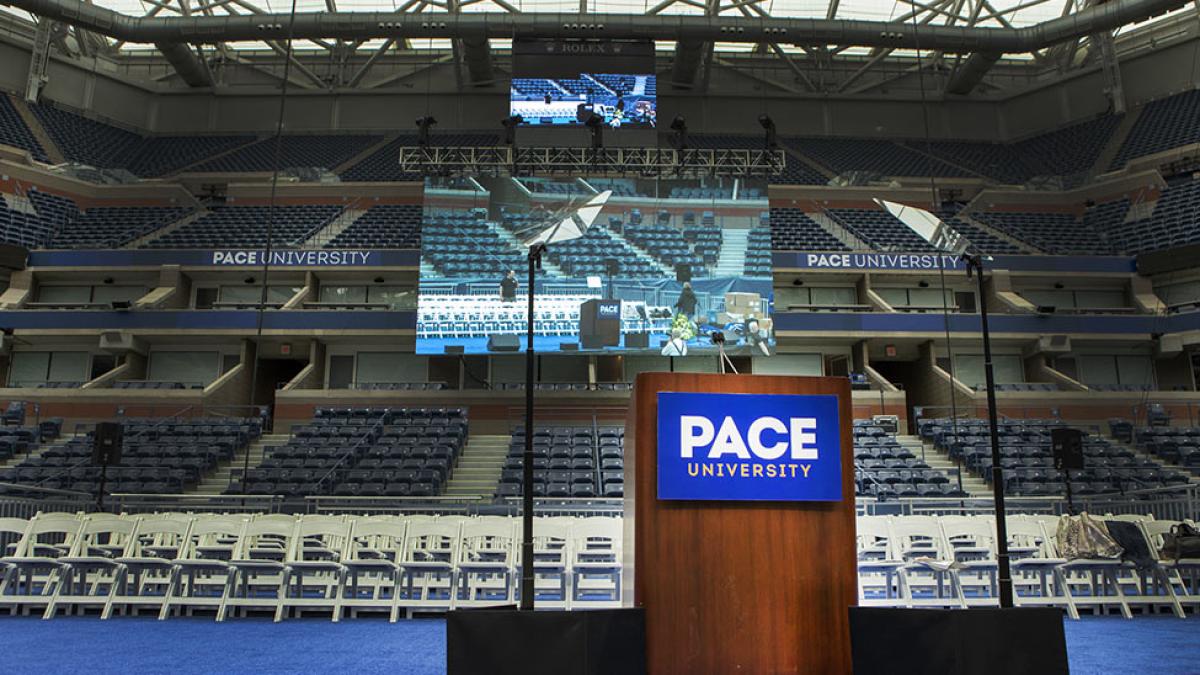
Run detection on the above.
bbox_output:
[758,114,777,148]
[585,112,604,150]
[670,115,688,150]
[416,115,437,146]
[501,115,523,146]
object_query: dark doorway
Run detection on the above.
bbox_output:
[870,360,920,431]
[252,358,306,421]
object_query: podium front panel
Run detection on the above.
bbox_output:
[624,372,856,675]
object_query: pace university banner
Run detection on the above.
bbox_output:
[656,392,842,501]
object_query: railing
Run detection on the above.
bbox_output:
[0,483,95,518]
[1,486,1193,521]
[854,484,1200,521]
[112,493,285,514]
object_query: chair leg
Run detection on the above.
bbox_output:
[1055,569,1080,620]
[389,570,403,623]
[158,568,180,621]
[101,566,129,620]
[216,570,238,623]
[331,569,347,623]
[1154,568,1186,619]
[274,570,292,623]
[41,565,70,620]
[1105,569,1133,619]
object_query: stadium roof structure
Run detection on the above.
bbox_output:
[0,0,1195,96]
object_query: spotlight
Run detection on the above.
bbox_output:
[415,115,437,147]
[709,330,726,345]
[585,112,604,150]
[758,114,777,148]
[501,115,523,146]
[670,115,688,150]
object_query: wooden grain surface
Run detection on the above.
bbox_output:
[626,372,856,675]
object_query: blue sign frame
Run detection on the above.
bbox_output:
[656,391,843,502]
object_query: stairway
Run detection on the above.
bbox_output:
[188,433,282,495]
[807,211,871,250]
[127,208,209,249]
[911,435,992,497]
[443,434,510,498]
[605,225,675,277]
[302,206,368,248]
[955,213,1042,254]
[333,133,398,175]
[9,96,65,164]
[713,227,750,277]
[486,221,566,276]
[1091,107,1142,177]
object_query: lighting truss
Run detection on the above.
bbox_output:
[398,146,786,177]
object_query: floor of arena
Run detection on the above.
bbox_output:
[0,615,1194,674]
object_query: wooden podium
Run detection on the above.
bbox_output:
[624,372,856,675]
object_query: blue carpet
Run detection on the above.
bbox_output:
[0,615,1194,674]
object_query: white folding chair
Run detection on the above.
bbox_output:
[44,514,141,619]
[1106,517,1185,618]
[3,513,84,616]
[889,516,966,609]
[279,515,353,621]
[521,517,572,609]
[856,516,905,607]
[397,518,461,615]
[0,517,31,601]
[102,514,195,619]
[1141,519,1200,612]
[938,516,1000,608]
[569,517,622,608]
[339,516,408,622]
[455,517,517,608]
[220,516,297,622]
[159,514,247,620]
[1006,516,1075,616]
[1045,517,1132,619]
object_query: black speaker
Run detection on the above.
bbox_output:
[1051,428,1085,470]
[560,342,579,351]
[92,421,123,466]
[624,332,650,349]
[487,334,521,352]
[675,263,692,283]
[604,258,621,278]
[443,345,465,355]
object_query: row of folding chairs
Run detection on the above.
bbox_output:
[856,514,1199,619]
[0,512,621,622]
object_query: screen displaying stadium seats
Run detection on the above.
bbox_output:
[510,74,657,128]
[417,176,773,356]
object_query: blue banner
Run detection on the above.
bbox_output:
[657,392,843,502]
[27,249,420,268]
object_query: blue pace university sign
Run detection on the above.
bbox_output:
[657,392,843,501]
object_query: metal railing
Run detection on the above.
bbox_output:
[112,493,285,515]
[1,486,1193,522]
[0,483,95,518]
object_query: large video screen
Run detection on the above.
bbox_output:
[417,176,773,356]
[510,74,657,128]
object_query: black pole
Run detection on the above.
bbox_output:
[96,460,108,511]
[967,254,1014,608]
[520,243,544,611]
